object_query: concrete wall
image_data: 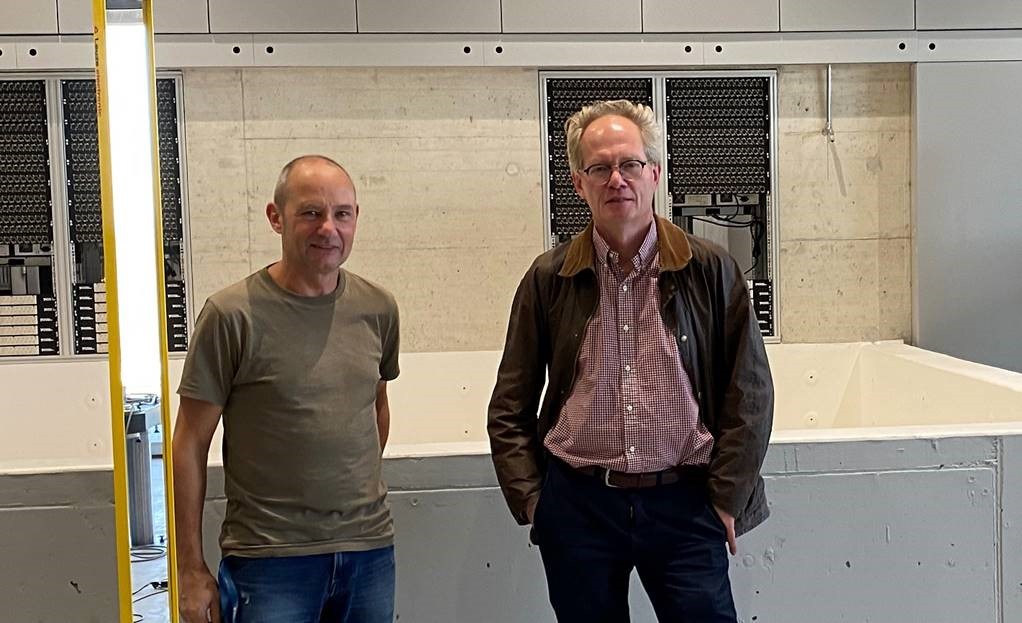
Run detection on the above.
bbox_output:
[0,470,119,622]
[8,432,1019,622]
[182,64,913,349]
[777,64,912,343]
[182,67,544,353]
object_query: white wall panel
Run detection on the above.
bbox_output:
[780,0,914,31]
[56,0,90,34]
[482,37,702,66]
[155,35,255,68]
[0,0,57,35]
[502,0,641,33]
[0,42,16,68]
[58,0,208,33]
[917,0,1022,30]
[918,30,1022,63]
[154,0,210,33]
[250,35,484,66]
[915,62,1022,373]
[703,32,915,65]
[643,0,778,33]
[209,0,356,33]
[356,0,500,33]
[14,36,92,69]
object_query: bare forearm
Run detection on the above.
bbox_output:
[173,435,210,572]
[375,381,390,453]
[376,403,390,452]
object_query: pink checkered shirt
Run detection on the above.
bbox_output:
[544,222,714,473]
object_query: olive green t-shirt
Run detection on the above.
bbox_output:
[177,267,400,557]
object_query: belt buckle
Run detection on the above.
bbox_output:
[602,467,621,488]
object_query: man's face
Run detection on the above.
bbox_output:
[571,115,660,234]
[267,160,359,278]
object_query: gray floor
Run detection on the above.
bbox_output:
[132,449,172,623]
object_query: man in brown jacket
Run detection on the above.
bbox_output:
[488,100,773,623]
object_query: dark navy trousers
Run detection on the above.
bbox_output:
[533,459,737,623]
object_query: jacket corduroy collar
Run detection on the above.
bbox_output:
[557,215,693,278]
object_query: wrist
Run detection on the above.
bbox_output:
[178,559,210,575]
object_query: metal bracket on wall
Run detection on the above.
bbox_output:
[823,64,836,143]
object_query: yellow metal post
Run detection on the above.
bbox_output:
[91,0,133,620]
[140,1,181,620]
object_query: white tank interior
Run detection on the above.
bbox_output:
[3,341,1021,472]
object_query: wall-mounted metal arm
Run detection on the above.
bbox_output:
[824,64,836,143]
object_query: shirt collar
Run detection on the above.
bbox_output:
[591,220,658,273]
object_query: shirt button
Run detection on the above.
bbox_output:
[622,324,630,332]
[628,446,636,453]
[626,404,633,412]
[622,284,628,292]
[680,334,688,342]
[624,364,631,372]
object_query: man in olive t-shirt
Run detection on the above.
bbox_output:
[174,155,400,623]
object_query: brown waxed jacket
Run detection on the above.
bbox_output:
[487,216,774,536]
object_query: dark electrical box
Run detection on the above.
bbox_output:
[665,76,774,336]
[61,78,189,355]
[544,77,654,246]
[0,80,60,357]
[0,75,190,359]
[542,72,777,339]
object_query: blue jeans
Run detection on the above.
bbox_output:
[218,546,395,623]
[534,459,736,623]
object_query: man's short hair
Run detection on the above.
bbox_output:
[564,100,662,172]
[272,155,353,209]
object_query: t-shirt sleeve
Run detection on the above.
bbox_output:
[379,296,400,382]
[177,300,237,407]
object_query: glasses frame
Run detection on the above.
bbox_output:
[580,159,648,184]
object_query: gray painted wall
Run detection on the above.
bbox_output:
[4,436,1020,622]
[915,62,1022,373]
[0,471,119,622]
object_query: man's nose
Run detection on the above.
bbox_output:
[317,216,339,235]
[606,167,627,188]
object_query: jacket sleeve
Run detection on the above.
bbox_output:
[707,255,774,517]
[487,265,548,525]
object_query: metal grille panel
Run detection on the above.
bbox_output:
[62,79,105,354]
[665,77,770,195]
[541,72,777,340]
[545,78,653,244]
[666,76,774,337]
[62,78,188,354]
[155,79,188,352]
[0,81,53,246]
[0,80,59,357]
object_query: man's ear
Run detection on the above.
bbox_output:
[266,202,284,234]
[571,171,586,202]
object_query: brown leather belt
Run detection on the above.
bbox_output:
[568,463,707,489]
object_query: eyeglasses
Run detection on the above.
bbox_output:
[581,159,647,184]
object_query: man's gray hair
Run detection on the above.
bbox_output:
[272,155,353,208]
[564,100,662,172]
